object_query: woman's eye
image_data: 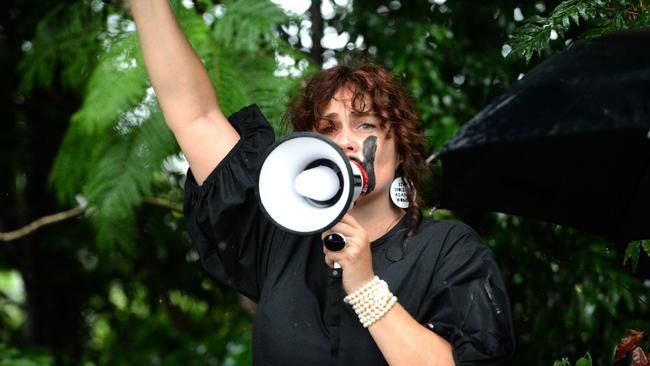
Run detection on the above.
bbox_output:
[359,122,376,130]
[317,122,336,134]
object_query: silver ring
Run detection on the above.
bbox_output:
[323,232,347,251]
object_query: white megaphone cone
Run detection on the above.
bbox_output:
[293,165,341,202]
[257,132,368,235]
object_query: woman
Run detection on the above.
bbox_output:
[132,1,516,364]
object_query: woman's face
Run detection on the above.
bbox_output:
[314,88,400,200]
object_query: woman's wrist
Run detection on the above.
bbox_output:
[344,272,375,295]
[343,276,398,328]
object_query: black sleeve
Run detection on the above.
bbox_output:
[183,105,280,302]
[422,224,516,365]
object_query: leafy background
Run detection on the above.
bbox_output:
[1,0,649,365]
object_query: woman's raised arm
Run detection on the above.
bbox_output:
[131,0,239,184]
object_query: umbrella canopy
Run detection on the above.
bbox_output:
[436,28,650,244]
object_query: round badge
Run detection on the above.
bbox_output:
[390,177,411,209]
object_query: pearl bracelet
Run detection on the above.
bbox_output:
[343,276,398,328]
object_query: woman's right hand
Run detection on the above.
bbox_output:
[322,214,376,294]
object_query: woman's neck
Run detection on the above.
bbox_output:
[350,194,405,242]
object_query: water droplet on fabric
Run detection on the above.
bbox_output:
[217,241,228,251]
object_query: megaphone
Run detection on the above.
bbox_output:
[257,132,368,235]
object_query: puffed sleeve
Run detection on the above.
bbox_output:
[422,224,516,365]
[183,104,280,302]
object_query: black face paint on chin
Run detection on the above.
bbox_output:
[361,136,377,194]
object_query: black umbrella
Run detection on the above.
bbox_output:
[434,28,650,244]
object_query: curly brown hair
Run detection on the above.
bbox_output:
[285,64,427,239]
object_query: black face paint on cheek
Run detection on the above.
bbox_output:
[361,136,377,194]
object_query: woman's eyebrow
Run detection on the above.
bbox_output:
[319,111,376,119]
[320,113,339,120]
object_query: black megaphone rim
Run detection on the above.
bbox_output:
[256,132,355,235]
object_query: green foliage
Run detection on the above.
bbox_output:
[509,0,650,62]
[207,0,312,129]
[18,0,104,93]
[5,0,650,365]
[0,343,53,366]
[554,357,571,366]
[82,282,253,365]
[9,1,304,360]
[83,108,177,250]
[509,0,598,61]
[553,352,592,366]
[0,270,26,336]
[47,28,150,206]
[481,214,650,365]
[623,240,650,272]
[575,353,593,366]
[339,3,650,363]
[212,0,287,53]
[73,34,149,136]
[39,0,310,250]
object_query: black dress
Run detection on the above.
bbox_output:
[183,105,516,365]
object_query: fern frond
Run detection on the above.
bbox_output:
[212,0,288,53]
[509,0,599,62]
[509,0,650,62]
[172,0,214,61]
[172,0,308,128]
[83,106,177,249]
[72,33,149,135]
[18,1,104,93]
[210,46,310,134]
[49,0,311,248]
[48,121,108,204]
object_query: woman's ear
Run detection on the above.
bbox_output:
[394,160,404,176]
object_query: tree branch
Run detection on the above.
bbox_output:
[1,197,183,242]
[142,196,183,213]
[0,207,86,242]
[309,0,324,67]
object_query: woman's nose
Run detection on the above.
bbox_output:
[333,128,358,153]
